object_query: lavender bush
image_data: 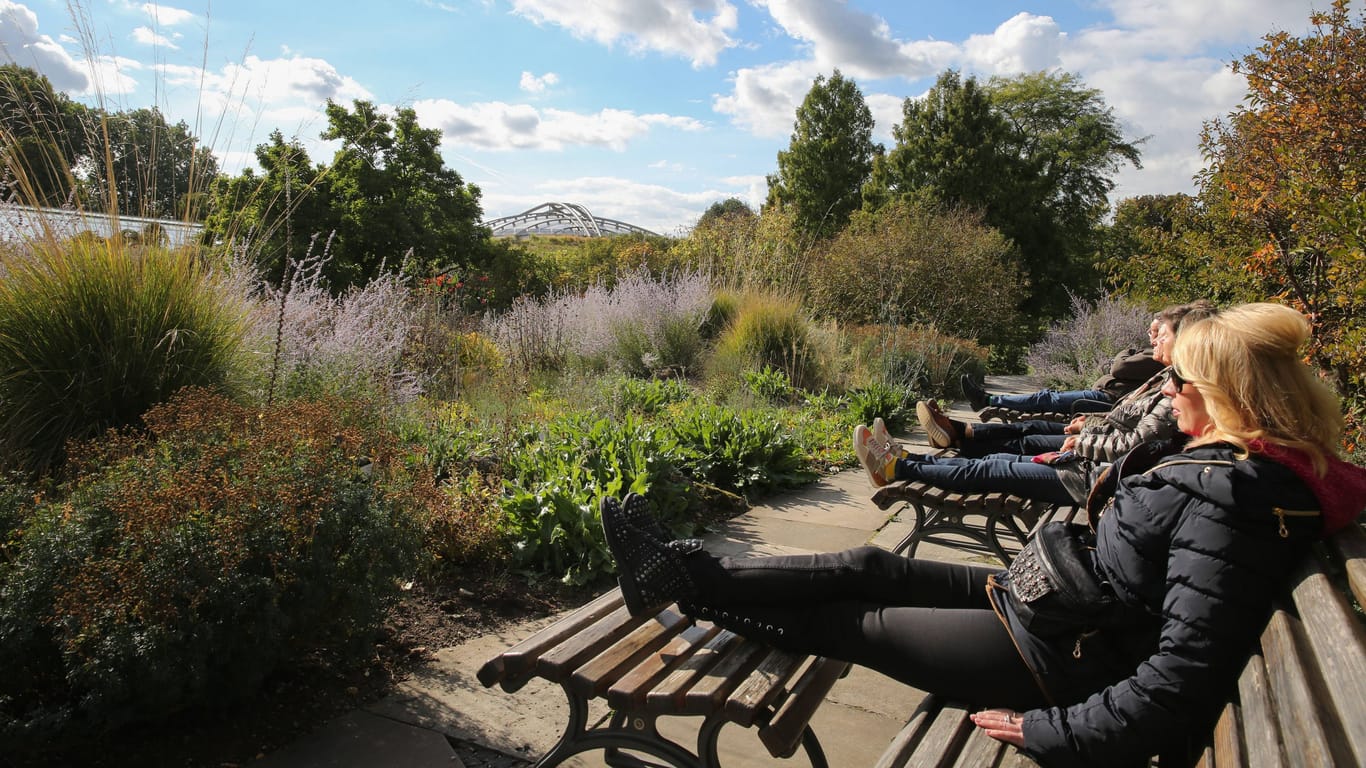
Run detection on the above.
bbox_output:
[485,268,711,376]
[1023,293,1153,390]
[230,246,423,405]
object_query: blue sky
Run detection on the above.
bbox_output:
[0,0,1332,234]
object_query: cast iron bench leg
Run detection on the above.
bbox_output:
[539,683,701,768]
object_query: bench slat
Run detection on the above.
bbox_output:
[645,627,744,714]
[900,700,973,768]
[1237,651,1286,768]
[606,622,720,710]
[680,637,769,716]
[1329,524,1366,616]
[872,695,942,768]
[1211,700,1246,768]
[476,588,623,690]
[1260,610,1337,768]
[951,725,1009,768]
[1288,552,1366,767]
[723,648,807,727]
[758,657,851,759]
[535,603,647,683]
[568,606,690,698]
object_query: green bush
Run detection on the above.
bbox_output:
[667,403,816,503]
[498,414,695,585]
[0,390,426,752]
[847,324,987,401]
[742,366,797,404]
[845,381,915,432]
[708,290,826,391]
[0,240,248,472]
[807,200,1027,347]
[598,376,694,417]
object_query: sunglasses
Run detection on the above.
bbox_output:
[1169,366,1193,391]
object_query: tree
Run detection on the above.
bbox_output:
[696,197,755,229]
[320,99,486,287]
[1197,0,1366,398]
[205,102,491,291]
[867,70,1142,319]
[1101,194,1261,306]
[203,130,332,283]
[766,70,881,238]
[0,65,89,206]
[86,107,220,219]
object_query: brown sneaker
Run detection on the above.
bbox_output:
[917,401,959,449]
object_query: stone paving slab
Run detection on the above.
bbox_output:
[265,376,1042,768]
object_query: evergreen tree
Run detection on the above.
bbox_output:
[766,70,881,239]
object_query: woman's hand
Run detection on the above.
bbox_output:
[971,708,1026,747]
[1061,435,1080,452]
[1064,415,1087,435]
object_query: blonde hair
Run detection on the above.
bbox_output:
[1171,303,1343,471]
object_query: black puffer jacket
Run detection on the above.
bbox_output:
[1000,443,1330,767]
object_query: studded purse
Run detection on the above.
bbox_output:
[1006,521,1119,636]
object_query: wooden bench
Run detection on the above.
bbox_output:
[873,522,1366,768]
[871,479,1077,565]
[477,588,851,767]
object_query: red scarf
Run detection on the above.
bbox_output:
[1250,440,1366,534]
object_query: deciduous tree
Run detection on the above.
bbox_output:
[1197,0,1366,399]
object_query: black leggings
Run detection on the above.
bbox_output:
[684,546,1048,710]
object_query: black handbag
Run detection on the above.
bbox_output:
[1006,521,1118,636]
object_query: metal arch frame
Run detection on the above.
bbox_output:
[484,201,659,237]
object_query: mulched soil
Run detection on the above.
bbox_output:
[19,570,596,768]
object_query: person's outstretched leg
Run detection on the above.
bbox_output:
[891,454,1076,504]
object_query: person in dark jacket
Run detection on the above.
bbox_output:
[960,316,1164,414]
[600,303,1366,768]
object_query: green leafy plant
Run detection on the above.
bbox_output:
[498,414,694,585]
[667,403,816,502]
[845,381,915,432]
[742,366,797,404]
[599,376,694,417]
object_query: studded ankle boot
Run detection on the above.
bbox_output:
[601,496,701,615]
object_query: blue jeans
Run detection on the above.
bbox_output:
[960,420,1066,458]
[892,452,1074,504]
[990,388,1112,414]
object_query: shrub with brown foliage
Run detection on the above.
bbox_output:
[0,389,429,751]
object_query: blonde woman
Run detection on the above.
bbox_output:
[602,303,1365,767]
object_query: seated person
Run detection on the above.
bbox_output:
[601,301,1366,767]
[904,303,1214,464]
[961,315,1165,414]
[858,301,1217,505]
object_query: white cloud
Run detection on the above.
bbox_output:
[757,0,952,79]
[131,25,178,49]
[519,70,559,93]
[962,13,1064,75]
[1098,0,1321,56]
[0,1,91,92]
[864,91,908,144]
[415,98,704,151]
[510,0,738,68]
[140,3,196,26]
[712,59,822,137]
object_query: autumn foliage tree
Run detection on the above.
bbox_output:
[1197,0,1366,434]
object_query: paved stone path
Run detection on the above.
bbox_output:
[263,376,1043,767]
